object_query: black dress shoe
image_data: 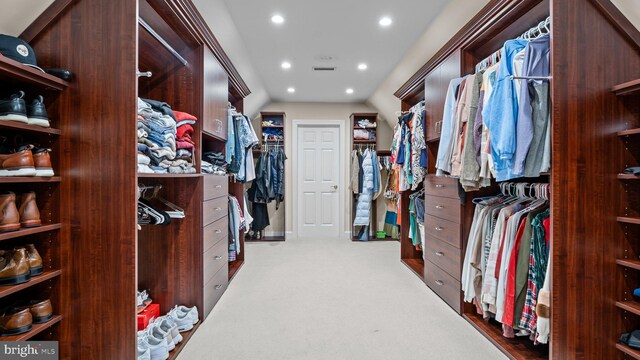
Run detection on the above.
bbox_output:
[26,95,49,127]
[0,91,27,123]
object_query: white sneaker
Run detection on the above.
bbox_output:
[158,316,183,345]
[167,307,194,332]
[140,334,169,360]
[137,340,151,360]
[176,305,199,325]
[146,321,175,351]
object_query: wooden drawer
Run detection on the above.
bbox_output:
[204,175,228,201]
[203,265,229,318]
[425,176,459,199]
[425,195,461,223]
[203,197,227,227]
[204,216,228,252]
[424,235,461,281]
[204,240,228,285]
[425,215,461,248]
[425,260,462,313]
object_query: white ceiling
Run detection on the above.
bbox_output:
[222,0,450,103]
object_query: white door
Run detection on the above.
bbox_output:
[296,124,342,238]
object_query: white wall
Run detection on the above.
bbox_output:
[251,102,392,236]
[0,0,54,36]
[612,0,640,30]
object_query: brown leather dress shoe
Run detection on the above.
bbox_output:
[0,193,20,232]
[0,308,32,336]
[0,248,31,285]
[14,299,52,324]
[32,149,54,177]
[24,244,42,276]
[18,192,41,228]
[0,149,36,177]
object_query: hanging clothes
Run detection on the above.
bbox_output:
[248,145,286,233]
[353,149,374,228]
[225,109,259,182]
[228,195,246,261]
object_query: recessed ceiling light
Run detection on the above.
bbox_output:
[358,63,368,71]
[281,61,292,69]
[287,87,296,93]
[379,16,392,27]
[346,88,354,94]
[271,14,284,24]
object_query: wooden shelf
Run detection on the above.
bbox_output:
[617,259,640,270]
[168,323,200,360]
[0,176,61,184]
[616,301,640,315]
[426,137,441,144]
[0,270,62,299]
[261,125,283,129]
[1,315,62,341]
[228,260,243,282]
[353,140,376,144]
[245,235,285,242]
[617,343,640,360]
[201,130,225,141]
[401,258,424,279]
[0,56,69,92]
[137,173,203,178]
[612,79,640,96]
[0,122,61,135]
[618,217,640,225]
[618,128,640,136]
[0,223,61,242]
[619,174,640,180]
[463,313,548,360]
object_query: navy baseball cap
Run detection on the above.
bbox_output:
[0,34,44,72]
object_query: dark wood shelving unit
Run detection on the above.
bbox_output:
[618,128,640,136]
[618,217,640,225]
[401,258,425,278]
[612,78,640,96]
[617,344,640,360]
[137,173,203,178]
[168,323,200,360]
[353,140,376,144]
[228,260,243,282]
[0,223,61,242]
[0,122,61,135]
[617,259,640,270]
[1,315,62,341]
[0,56,69,91]
[202,130,225,141]
[616,301,640,315]
[0,270,62,299]
[0,177,61,184]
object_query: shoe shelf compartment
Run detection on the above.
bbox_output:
[618,343,640,360]
[1,314,62,341]
[0,223,61,242]
[0,56,68,92]
[0,121,61,135]
[612,78,640,96]
[0,177,61,184]
[0,270,61,299]
[616,301,640,316]
[168,323,200,360]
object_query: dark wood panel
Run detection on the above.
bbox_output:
[203,239,228,285]
[425,260,462,313]
[425,195,462,223]
[203,175,228,201]
[203,47,229,140]
[424,175,461,199]
[424,235,462,281]
[424,65,441,142]
[424,215,462,249]
[203,196,227,226]
[203,216,228,252]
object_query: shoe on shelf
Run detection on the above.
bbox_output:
[157,316,182,345]
[0,193,20,232]
[0,147,36,176]
[145,320,175,352]
[26,95,49,128]
[13,299,52,324]
[24,244,43,276]
[32,148,53,177]
[138,332,169,360]
[176,305,198,325]
[0,91,28,123]
[137,340,151,360]
[0,248,31,285]
[136,290,152,314]
[0,307,32,336]
[167,305,197,332]
[18,192,41,228]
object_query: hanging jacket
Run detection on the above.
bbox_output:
[353,149,374,226]
[372,150,383,200]
[350,150,360,194]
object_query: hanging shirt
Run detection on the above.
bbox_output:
[436,77,465,175]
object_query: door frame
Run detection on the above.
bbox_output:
[291,120,347,240]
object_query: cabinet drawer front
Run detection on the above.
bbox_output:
[425,195,461,223]
[203,197,227,226]
[204,175,228,201]
[204,216,228,252]
[203,266,229,318]
[424,235,461,281]
[425,176,460,199]
[425,260,462,313]
[204,240,228,285]
[424,215,461,248]
[203,118,227,140]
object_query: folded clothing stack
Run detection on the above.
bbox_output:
[262,127,284,142]
[203,152,227,175]
[357,119,377,128]
[354,129,376,141]
[136,98,196,174]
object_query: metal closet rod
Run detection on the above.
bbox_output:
[138,18,189,66]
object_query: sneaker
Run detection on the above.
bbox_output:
[167,306,194,332]
[136,290,152,314]
[26,96,49,127]
[176,305,198,325]
[32,148,53,177]
[138,333,169,360]
[137,341,151,360]
[157,316,182,345]
[0,91,27,123]
[0,148,36,176]
[146,320,175,352]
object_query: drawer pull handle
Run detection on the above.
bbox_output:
[215,230,222,234]
[435,280,444,286]
[435,227,444,231]
[435,251,444,257]
[214,256,222,260]
[435,184,445,188]
[215,185,222,188]
[215,284,223,290]
[215,207,222,211]
[435,205,444,209]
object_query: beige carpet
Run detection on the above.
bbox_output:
[178,237,507,360]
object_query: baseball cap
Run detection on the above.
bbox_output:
[0,34,45,72]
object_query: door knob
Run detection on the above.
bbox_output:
[332,185,338,190]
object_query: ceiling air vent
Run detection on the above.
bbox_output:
[313,66,336,71]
